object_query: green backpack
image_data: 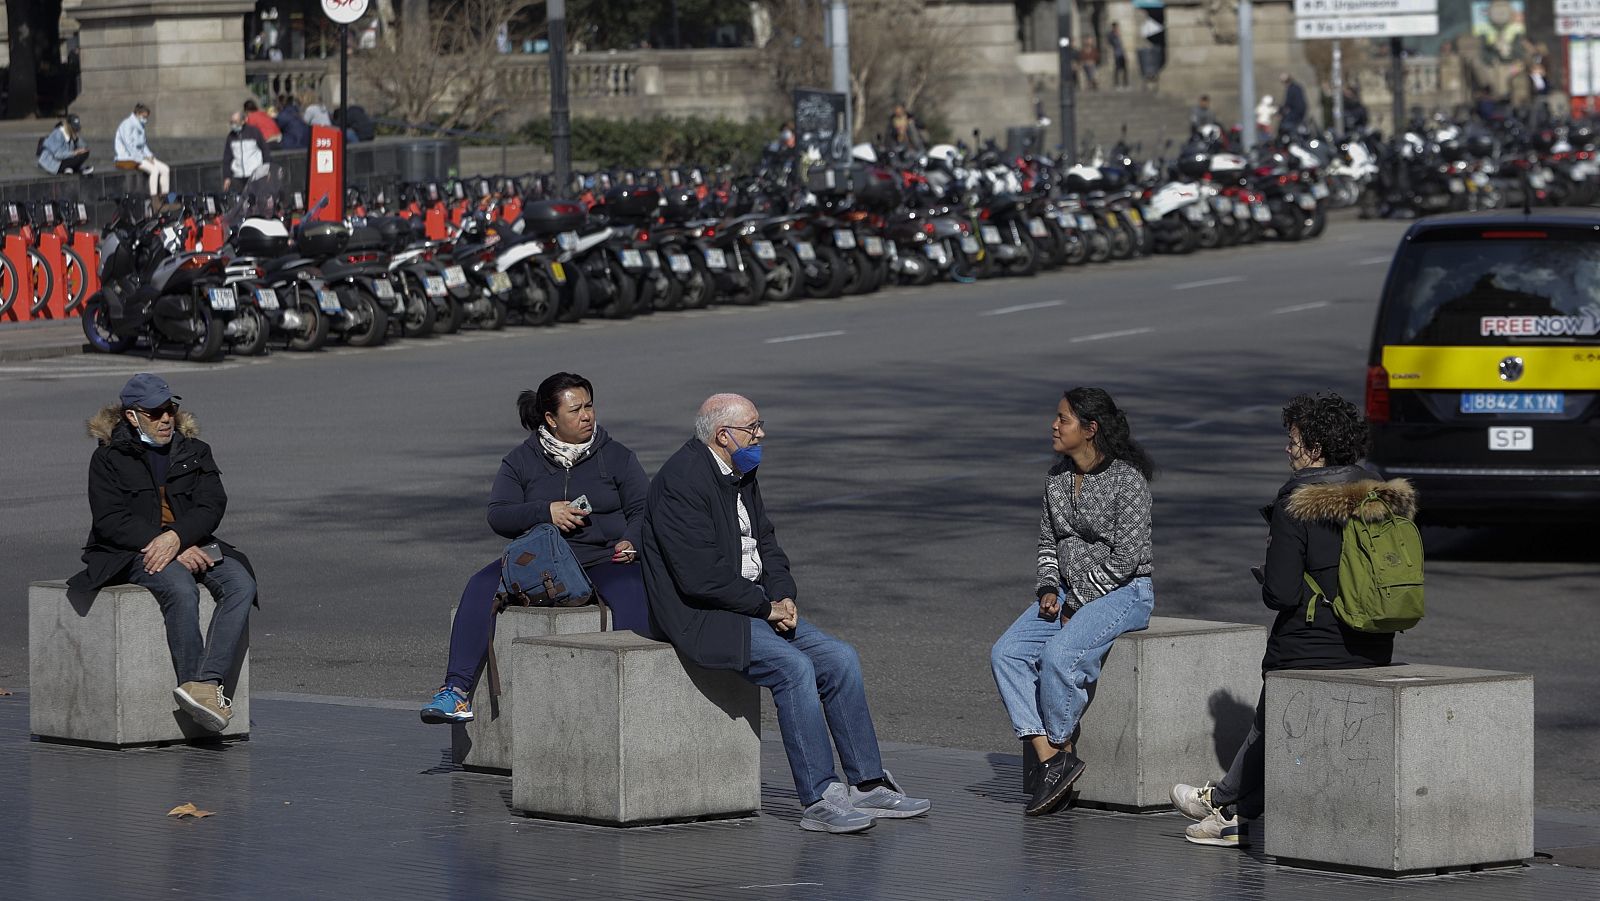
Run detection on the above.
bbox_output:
[1303,490,1424,633]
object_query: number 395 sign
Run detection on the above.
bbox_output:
[321,0,369,25]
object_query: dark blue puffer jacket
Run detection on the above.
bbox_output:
[485,425,650,567]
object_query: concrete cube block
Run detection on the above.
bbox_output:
[450,604,605,774]
[1265,664,1534,875]
[29,580,249,747]
[1023,616,1266,812]
[510,632,760,825]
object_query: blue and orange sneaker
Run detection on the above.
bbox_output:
[420,686,473,724]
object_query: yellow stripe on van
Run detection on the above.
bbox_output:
[1382,346,1600,390]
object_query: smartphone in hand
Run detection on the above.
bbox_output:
[571,495,592,514]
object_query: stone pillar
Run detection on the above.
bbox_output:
[71,0,255,139]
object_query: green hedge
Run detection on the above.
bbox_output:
[520,115,781,169]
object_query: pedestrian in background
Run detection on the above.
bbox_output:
[1279,72,1308,132]
[114,103,170,203]
[420,373,652,725]
[1108,23,1129,89]
[1191,94,1216,131]
[1171,393,1408,848]
[37,113,92,176]
[222,111,272,193]
[991,387,1156,817]
[1079,37,1100,91]
[242,98,283,145]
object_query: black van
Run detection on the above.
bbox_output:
[1366,210,1600,525]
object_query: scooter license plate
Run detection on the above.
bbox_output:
[620,249,645,269]
[752,240,777,261]
[1312,182,1330,200]
[207,287,236,311]
[1448,178,1466,194]
[1295,194,1317,211]
[424,276,446,297]
[373,279,396,299]
[924,244,947,262]
[1233,201,1249,219]
[1077,214,1097,231]
[961,236,981,254]
[444,265,467,288]
[795,242,817,261]
[317,288,342,313]
[255,287,280,310]
[863,236,884,257]
[549,262,566,284]
[489,271,512,294]
[1252,205,1272,223]
[1027,218,1049,238]
[1183,204,1207,223]
[833,229,857,250]
[668,254,692,274]
[704,248,728,269]
[980,225,1003,245]
[557,231,580,251]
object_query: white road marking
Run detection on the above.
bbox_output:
[1069,327,1153,343]
[1358,255,1390,266]
[1173,276,1245,290]
[1272,301,1330,314]
[764,330,846,344]
[980,300,1064,317]
[1173,405,1275,431]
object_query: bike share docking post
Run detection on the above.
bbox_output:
[550,0,572,193]
[1057,0,1076,166]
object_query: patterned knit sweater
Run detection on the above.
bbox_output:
[1035,458,1154,611]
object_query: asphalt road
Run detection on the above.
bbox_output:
[4,219,1596,813]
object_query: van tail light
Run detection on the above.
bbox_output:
[1366,365,1391,424]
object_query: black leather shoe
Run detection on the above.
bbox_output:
[1024,751,1086,817]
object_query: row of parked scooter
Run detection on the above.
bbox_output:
[48,129,1349,361]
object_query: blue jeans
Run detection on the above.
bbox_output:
[126,556,255,686]
[742,619,884,806]
[990,577,1154,745]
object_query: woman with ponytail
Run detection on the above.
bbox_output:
[990,387,1156,817]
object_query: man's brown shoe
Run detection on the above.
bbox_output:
[174,681,231,732]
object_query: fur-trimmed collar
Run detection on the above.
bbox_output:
[1285,478,1418,524]
[87,403,200,446]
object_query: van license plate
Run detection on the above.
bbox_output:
[1461,392,1564,414]
[1489,427,1534,451]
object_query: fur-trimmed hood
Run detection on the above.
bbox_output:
[87,404,200,446]
[1285,478,1417,524]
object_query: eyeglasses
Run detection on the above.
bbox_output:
[722,420,764,438]
[138,403,179,419]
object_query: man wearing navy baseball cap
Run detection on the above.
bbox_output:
[68,373,257,733]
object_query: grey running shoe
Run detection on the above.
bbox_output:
[1184,810,1242,847]
[800,782,875,834]
[173,681,231,732]
[1170,782,1220,821]
[848,770,931,819]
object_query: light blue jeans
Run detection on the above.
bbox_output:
[990,578,1154,745]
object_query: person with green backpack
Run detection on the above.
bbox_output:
[1169,393,1421,849]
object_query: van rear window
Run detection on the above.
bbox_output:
[1380,239,1600,346]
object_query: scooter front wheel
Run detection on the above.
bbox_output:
[81,296,136,354]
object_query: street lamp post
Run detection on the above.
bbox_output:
[550,0,571,192]
[1057,0,1076,165]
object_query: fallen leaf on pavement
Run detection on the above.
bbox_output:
[0,688,12,696]
[167,803,215,819]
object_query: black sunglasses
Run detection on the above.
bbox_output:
[137,403,180,419]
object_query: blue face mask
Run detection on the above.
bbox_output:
[730,441,763,474]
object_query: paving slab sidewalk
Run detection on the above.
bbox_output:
[0,320,86,362]
[1,693,1595,900]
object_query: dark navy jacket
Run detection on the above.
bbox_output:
[486,425,649,568]
[640,439,795,671]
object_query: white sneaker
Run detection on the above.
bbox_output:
[1170,782,1220,821]
[1184,810,1241,847]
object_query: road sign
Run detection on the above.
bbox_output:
[1294,0,1436,15]
[1295,14,1439,38]
[1557,0,1600,16]
[1558,14,1600,35]
[321,0,369,25]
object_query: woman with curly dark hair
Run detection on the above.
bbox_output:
[1169,392,1415,849]
[990,387,1156,817]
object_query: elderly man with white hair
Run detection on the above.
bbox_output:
[640,393,931,834]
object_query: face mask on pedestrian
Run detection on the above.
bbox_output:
[138,115,149,127]
[230,123,243,134]
[723,426,763,473]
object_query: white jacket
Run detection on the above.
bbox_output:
[114,114,151,163]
